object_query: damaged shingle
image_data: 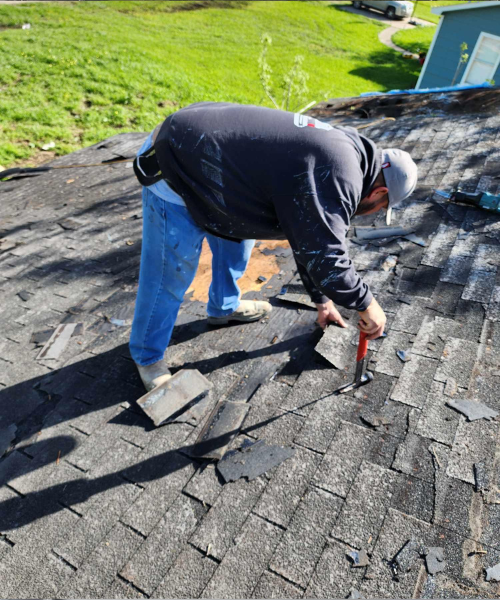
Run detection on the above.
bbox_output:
[216,439,295,483]
[36,322,78,360]
[0,424,17,457]
[391,539,423,579]
[474,461,489,492]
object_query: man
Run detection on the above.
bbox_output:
[130,102,417,391]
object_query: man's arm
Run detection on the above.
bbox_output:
[273,194,386,339]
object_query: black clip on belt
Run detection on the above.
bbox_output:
[133,147,164,187]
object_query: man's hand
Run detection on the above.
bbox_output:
[315,300,348,330]
[358,297,386,340]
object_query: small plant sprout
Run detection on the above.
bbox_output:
[258,33,311,112]
[451,41,469,86]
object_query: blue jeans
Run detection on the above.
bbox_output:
[130,187,255,366]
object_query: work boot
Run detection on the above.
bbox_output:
[136,358,172,392]
[207,300,272,325]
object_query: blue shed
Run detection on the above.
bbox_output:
[416,1,500,89]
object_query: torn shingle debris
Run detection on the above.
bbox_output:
[0,424,17,457]
[446,399,499,422]
[396,349,411,363]
[17,290,31,302]
[360,413,393,429]
[424,547,446,575]
[346,548,370,568]
[474,461,489,493]
[216,438,295,483]
[486,563,500,582]
[381,255,398,272]
[58,218,83,230]
[137,369,212,427]
[189,400,250,460]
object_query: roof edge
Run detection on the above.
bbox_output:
[432,1,500,15]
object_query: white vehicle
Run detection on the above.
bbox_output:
[352,1,414,20]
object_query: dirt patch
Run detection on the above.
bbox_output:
[186,239,290,303]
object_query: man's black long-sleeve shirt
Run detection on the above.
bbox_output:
[153,102,381,311]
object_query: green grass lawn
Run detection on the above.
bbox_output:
[0,0,422,168]
[393,24,436,54]
[411,1,462,25]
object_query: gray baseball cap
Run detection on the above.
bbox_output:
[381,148,418,225]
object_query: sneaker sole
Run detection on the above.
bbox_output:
[207,313,269,325]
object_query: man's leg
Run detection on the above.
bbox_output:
[130,188,205,389]
[206,236,272,324]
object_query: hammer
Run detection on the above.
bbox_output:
[335,330,373,394]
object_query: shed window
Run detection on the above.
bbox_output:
[462,32,500,85]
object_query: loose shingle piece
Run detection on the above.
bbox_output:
[315,325,354,370]
[446,399,498,422]
[396,349,411,363]
[486,562,500,582]
[217,439,295,482]
[424,547,446,575]
[277,283,317,309]
[137,369,212,427]
[346,549,370,568]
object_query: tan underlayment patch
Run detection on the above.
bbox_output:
[186,239,290,303]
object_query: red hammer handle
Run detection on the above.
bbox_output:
[356,331,369,362]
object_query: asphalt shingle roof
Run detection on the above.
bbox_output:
[1,87,500,598]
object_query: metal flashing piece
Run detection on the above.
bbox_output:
[403,233,427,247]
[189,400,250,460]
[446,399,499,422]
[217,439,295,482]
[137,369,213,427]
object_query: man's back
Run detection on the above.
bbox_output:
[154,102,381,241]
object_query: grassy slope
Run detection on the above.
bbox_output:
[0,0,421,167]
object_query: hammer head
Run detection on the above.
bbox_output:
[336,372,373,395]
